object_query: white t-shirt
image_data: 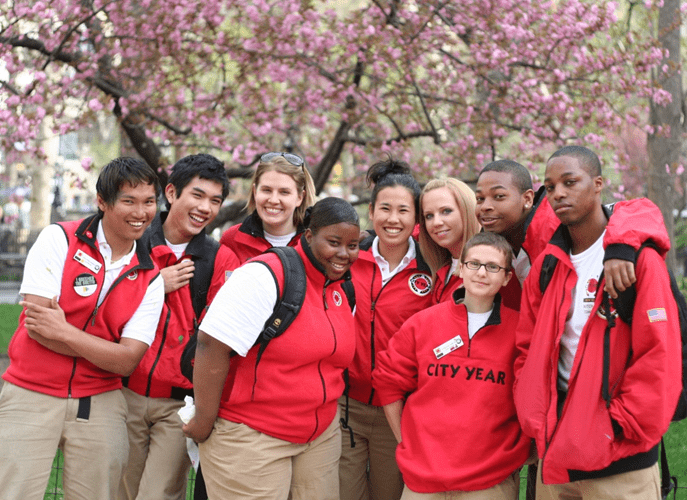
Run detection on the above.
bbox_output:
[20,221,164,346]
[264,230,297,248]
[513,247,532,286]
[371,236,416,284]
[448,257,460,279]
[199,262,278,357]
[468,309,493,339]
[558,231,605,390]
[166,239,189,260]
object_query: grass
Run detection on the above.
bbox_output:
[0,303,21,352]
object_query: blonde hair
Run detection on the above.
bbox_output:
[418,177,480,277]
[247,156,316,228]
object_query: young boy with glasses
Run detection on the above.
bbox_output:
[373,231,531,500]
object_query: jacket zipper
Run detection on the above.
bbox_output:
[68,262,145,398]
[146,307,171,396]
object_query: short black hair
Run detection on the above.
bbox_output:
[96,157,160,216]
[367,157,421,219]
[478,159,533,193]
[461,232,514,270]
[305,197,360,234]
[548,146,602,177]
[165,154,229,210]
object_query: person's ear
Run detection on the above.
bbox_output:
[502,269,513,288]
[523,189,535,210]
[165,184,176,205]
[368,203,374,221]
[96,194,107,213]
[304,228,313,245]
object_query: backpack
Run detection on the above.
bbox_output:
[538,242,687,500]
[180,246,356,381]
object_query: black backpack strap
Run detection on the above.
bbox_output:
[339,368,356,448]
[600,279,614,409]
[660,437,678,500]
[190,237,220,319]
[253,247,307,367]
[341,277,356,313]
[539,254,559,294]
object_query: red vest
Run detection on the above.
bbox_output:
[219,212,301,263]
[125,213,239,399]
[216,241,356,443]
[3,215,160,398]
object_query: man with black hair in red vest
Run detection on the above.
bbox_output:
[0,157,165,500]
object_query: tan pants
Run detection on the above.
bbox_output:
[339,397,403,500]
[399,472,518,500]
[536,460,661,500]
[0,382,129,500]
[199,412,341,500]
[118,388,190,500]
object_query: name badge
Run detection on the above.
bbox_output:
[433,335,464,359]
[74,249,102,274]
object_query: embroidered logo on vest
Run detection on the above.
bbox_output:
[332,290,343,307]
[127,270,138,280]
[409,273,432,297]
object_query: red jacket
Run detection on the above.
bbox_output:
[432,263,463,304]
[125,213,240,399]
[219,212,302,263]
[216,239,356,443]
[348,239,433,406]
[4,215,161,398]
[373,291,530,493]
[514,204,682,484]
[498,190,663,311]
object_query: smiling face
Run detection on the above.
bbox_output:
[370,185,416,255]
[475,171,533,237]
[544,155,603,227]
[164,176,224,244]
[305,222,360,280]
[421,186,465,258]
[253,170,305,236]
[98,181,157,254]
[459,244,512,301]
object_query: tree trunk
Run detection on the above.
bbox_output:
[647,0,682,273]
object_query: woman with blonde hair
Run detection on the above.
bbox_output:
[220,152,316,261]
[418,177,480,303]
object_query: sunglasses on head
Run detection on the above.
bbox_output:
[260,152,304,167]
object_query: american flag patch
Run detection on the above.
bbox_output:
[647,308,667,322]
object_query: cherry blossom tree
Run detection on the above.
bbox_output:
[0,0,671,221]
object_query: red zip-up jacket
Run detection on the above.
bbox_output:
[125,212,240,399]
[216,239,356,443]
[513,204,682,484]
[498,190,665,311]
[4,215,161,398]
[373,291,530,493]
[348,238,433,406]
[219,211,302,263]
[431,263,463,304]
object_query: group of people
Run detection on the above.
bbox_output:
[0,145,681,500]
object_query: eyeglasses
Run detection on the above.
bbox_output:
[260,152,304,167]
[463,261,508,273]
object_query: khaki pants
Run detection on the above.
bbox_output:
[399,472,518,500]
[536,460,661,500]
[339,397,403,500]
[0,382,129,500]
[118,388,190,500]
[199,412,341,500]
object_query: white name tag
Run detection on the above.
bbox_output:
[433,335,464,359]
[73,249,102,274]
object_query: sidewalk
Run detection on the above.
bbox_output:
[0,282,20,304]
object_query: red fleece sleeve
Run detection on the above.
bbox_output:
[372,318,419,406]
